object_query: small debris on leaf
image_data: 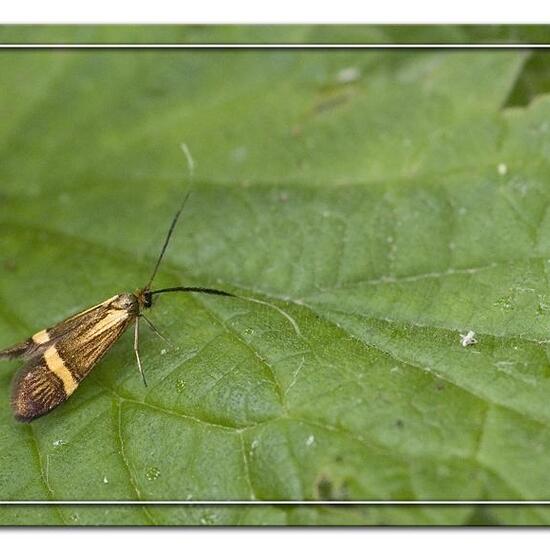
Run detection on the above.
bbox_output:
[460,330,477,347]
[337,66,361,84]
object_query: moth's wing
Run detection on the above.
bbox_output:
[55,305,135,382]
[0,295,120,362]
[10,297,136,422]
[0,341,30,360]
[11,353,70,421]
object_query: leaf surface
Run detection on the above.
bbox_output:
[0,29,548,525]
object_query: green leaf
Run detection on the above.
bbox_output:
[0,29,548,525]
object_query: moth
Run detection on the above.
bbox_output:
[0,195,233,422]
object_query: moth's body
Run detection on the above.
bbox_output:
[1,293,143,421]
[0,190,235,422]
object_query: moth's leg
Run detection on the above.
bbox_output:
[134,317,148,387]
[141,314,174,347]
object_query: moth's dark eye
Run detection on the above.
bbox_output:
[144,292,153,308]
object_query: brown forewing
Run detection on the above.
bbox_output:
[2,294,138,421]
[0,295,121,361]
[55,304,136,381]
[11,354,69,421]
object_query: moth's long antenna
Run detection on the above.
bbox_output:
[180,142,195,176]
[146,192,190,289]
[146,143,195,289]
[150,286,235,298]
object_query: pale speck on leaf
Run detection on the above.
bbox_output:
[497,163,508,176]
[337,66,361,84]
[460,330,477,347]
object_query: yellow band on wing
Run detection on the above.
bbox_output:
[32,329,50,345]
[44,346,78,395]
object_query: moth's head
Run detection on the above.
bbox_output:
[135,288,153,309]
[113,293,140,315]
